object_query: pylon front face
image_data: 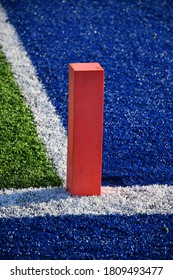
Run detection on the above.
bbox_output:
[67,63,104,196]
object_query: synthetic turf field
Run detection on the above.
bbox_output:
[0,48,63,189]
[0,0,173,259]
[1,0,173,186]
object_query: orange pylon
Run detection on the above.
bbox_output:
[67,63,104,196]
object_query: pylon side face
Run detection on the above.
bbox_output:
[67,63,104,196]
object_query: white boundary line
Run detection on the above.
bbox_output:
[0,185,173,217]
[0,4,173,218]
[0,4,67,182]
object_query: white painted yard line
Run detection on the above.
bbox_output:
[0,4,67,182]
[0,185,173,217]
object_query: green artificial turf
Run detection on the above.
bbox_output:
[0,47,63,189]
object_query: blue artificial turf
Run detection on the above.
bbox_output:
[1,0,173,186]
[0,214,173,260]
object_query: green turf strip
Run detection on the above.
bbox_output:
[0,48,63,189]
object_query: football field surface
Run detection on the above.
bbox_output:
[1,0,173,186]
[0,0,173,259]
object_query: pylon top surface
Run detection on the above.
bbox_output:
[69,62,103,72]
